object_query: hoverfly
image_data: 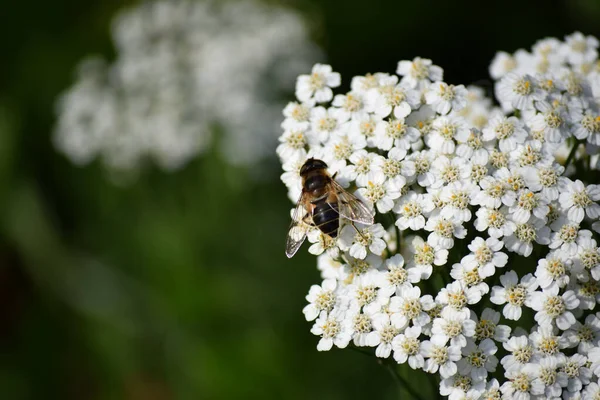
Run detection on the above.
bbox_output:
[285,158,374,258]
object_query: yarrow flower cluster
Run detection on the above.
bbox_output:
[279,33,600,399]
[55,0,319,173]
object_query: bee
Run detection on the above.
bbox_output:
[285,158,374,258]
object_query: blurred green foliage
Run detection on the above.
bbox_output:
[1,0,600,399]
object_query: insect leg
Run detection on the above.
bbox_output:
[350,221,368,241]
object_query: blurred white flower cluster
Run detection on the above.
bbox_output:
[278,32,600,399]
[55,0,318,172]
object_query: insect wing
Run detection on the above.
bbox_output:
[330,180,374,225]
[285,194,311,258]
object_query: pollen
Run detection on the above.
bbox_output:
[539,366,557,386]
[506,284,526,306]
[495,121,515,139]
[356,284,377,306]
[380,325,400,343]
[431,345,449,365]
[543,295,566,318]
[514,78,532,96]
[387,265,408,286]
[400,336,420,355]
[434,218,455,238]
[321,318,341,339]
[511,373,531,393]
[475,245,493,266]
[309,72,326,90]
[448,289,468,310]
[513,345,533,363]
[402,201,422,218]
[443,320,463,338]
[467,349,487,368]
[414,243,435,265]
[353,313,372,334]
[401,299,422,319]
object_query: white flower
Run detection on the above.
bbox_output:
[440,181,479,223]
[482,115,528,152]
[474,206,516,238]
[535,250,572,289]
[389,286,435,329]
[503,216,551,257]
[356,171,403,213]
[549,223,592,257]
[431,308,475,348]
[322,131,367,173]
[421,335,462,379]
[496,72,545,111]
[303,279,338,321]
[529,324,569,357]
[311,309,352,351]
[436,281,483,315]
[473,176,517,209]
[527,100,570,142]
[439,373,486,400]
[450,261,489,294]
[394,191,435,230]
[582,382,600,400]
[282,101,311,131]
[500,364,545,399]
[350,310,373,347]
[490,271,538,320]
[424,214,467,250]
[563,314,600,355]
[529,356,566,398]
[429,154,471,187]
[396,57,444,89]
[391,325,424,369]
[366,314,402,358]
[338,223,387,259]
[308,106,347,143]
[573,237,600,281]
[558,179,600,223]
[378,254,416,293]
[348,270,394,315]
[521,164,565,201]
[296,64,341,104]
[457,338,498,380]
[365,76,421,118]
[501,334,535,372]
[342,150,379,187]
[508,188,550,224]
[373,117,421,151]
[277,128,308,160]
[307,228,339,258]
[471,308,512,343]
[406,236,449,280]
[427,115,469,154]
[563,32,599,65]
[332,91,367,121]
[489,51,517,79]
[557,354,592,393]
[529,284,580,330]
[462,237,508,279]
[425,81,468,115]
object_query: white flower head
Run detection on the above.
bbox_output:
[296,64,341,104]
[396,57,444,89]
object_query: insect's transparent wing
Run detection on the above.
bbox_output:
[330,180,374,225]
[285,194,311,258]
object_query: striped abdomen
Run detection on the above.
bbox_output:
[312,199,339,238]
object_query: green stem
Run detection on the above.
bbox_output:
[564,140,581,170]
[383,362,427,400]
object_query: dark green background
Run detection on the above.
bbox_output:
[1,0,599,399]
